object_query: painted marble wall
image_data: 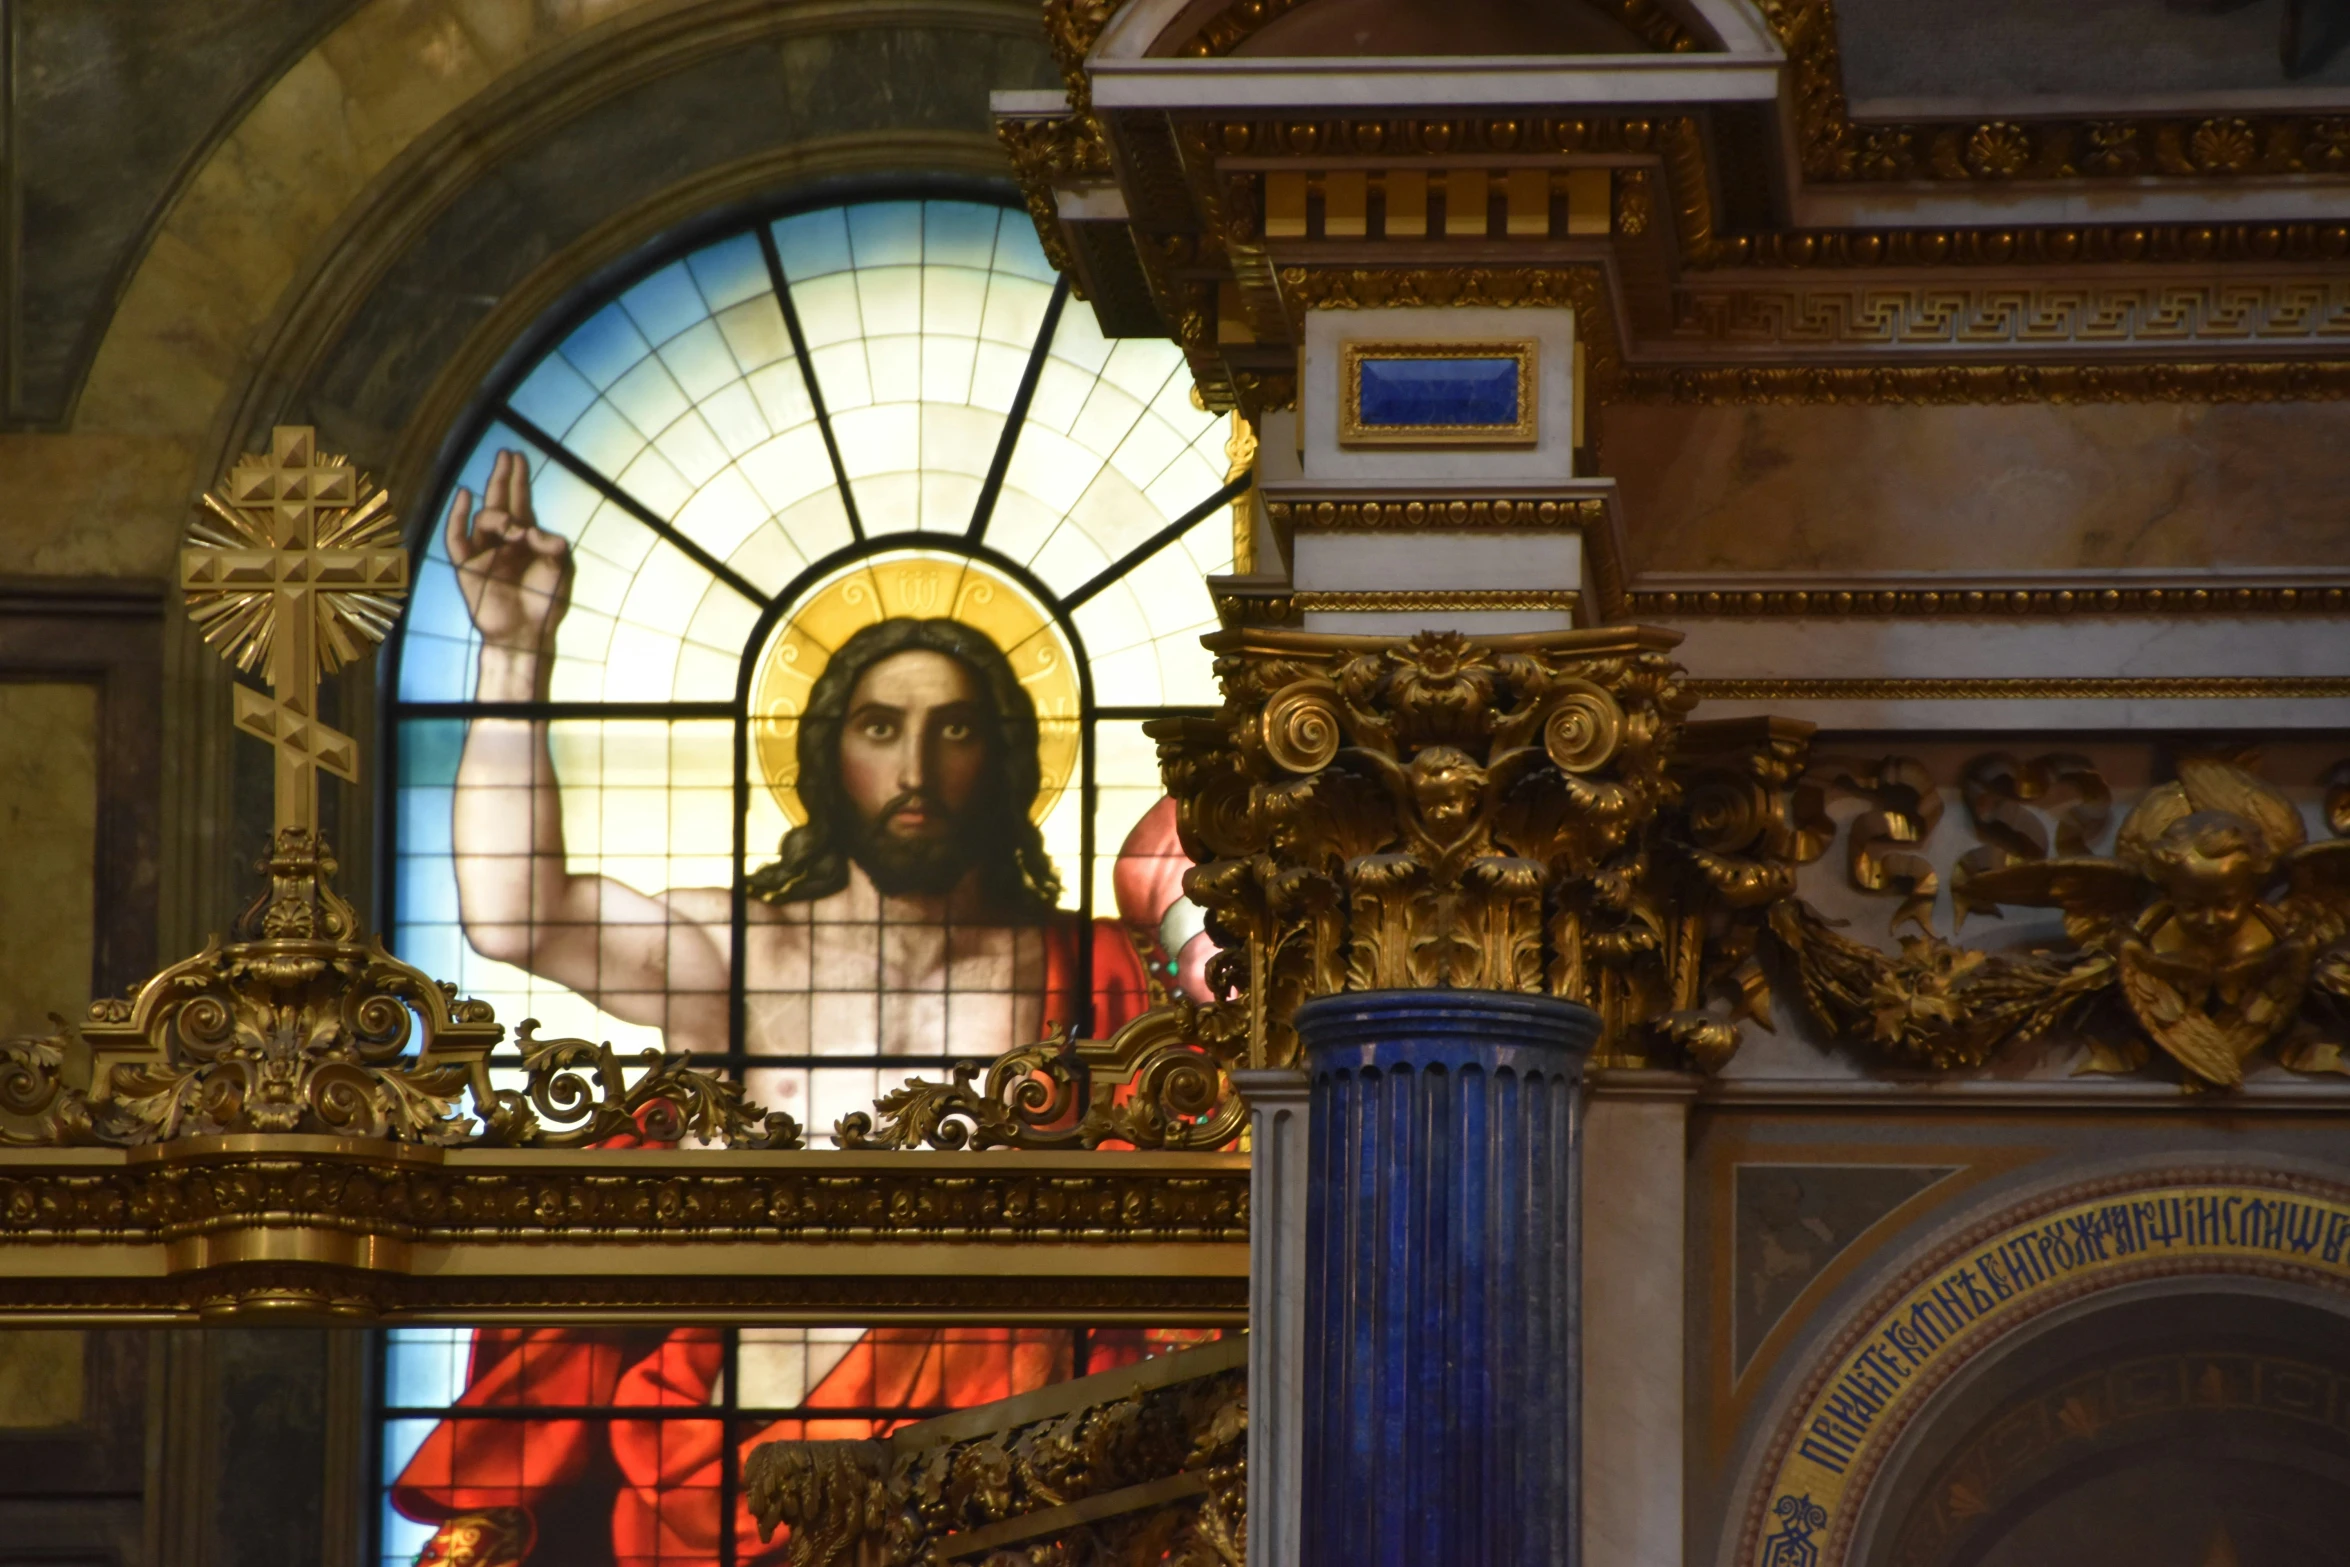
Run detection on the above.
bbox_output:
[1604,400,2350,576]
[0,682,96,1038]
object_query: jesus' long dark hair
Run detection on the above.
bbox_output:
[745,616,1062,915]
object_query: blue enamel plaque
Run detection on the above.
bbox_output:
[1356,355,1520,428]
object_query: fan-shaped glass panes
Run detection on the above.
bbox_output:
[378,190,1238,1567]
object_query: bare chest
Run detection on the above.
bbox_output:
[740,915,1052,1057]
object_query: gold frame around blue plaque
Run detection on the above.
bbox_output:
[1337,339,1538,448]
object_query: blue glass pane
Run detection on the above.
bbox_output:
[397,719,465,788]
[392,628,470,703]
[507,352,597,436]
[686,231,770,310]
[846,200,922,267]
[992,210,1055,282]
[397,785,453,857]
[620,260,712,348]
[397,921,463,980]
[383,1328,471,1410]
[923,200,1002,268]
[394,853,459,924]
[560,302,653,389]
[773,206,852,279]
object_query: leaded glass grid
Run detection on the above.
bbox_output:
[375,183,1240,1567]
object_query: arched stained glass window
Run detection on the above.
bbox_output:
[377,187,1238,1567]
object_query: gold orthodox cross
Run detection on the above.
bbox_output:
[181,427,409,837]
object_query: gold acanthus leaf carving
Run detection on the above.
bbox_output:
[0,829,800,1151]
[1770,755,2350,1088]
[745,1344,1246,1567]
[409,1509,533,1567]
[1149,628,1820,1071]
[834,1001,1245,1152]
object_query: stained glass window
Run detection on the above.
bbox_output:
[378,187,1238,1566]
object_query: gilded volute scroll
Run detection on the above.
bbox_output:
[0,429,796,1154]
[1148,625,1809,1072]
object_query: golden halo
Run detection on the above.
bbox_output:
[751,551,1080,827]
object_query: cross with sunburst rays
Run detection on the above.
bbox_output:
[181,427,409,837]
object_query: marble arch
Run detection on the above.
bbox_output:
[56,0,1062,939]
[1731,1167,2350,1567]
[1843,1281,2350,1567]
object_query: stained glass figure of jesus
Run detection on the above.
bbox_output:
[441,449,1194,1096]
[390,452,1209,1565]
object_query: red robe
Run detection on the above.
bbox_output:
[392,918,1152,1567]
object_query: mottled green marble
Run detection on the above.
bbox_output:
[0,681,96,1037]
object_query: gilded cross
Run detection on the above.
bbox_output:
[181,427,409,836]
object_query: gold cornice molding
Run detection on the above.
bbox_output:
[1136,113,2350,272]
[1254,490,1631,624]
[0,1141,1249,1323]
[1663,277,2350,351]
[1014,114,2350,412]
[1757,0,2350,187]
[1687,675,2350,700]
[1200,620,1683,659]
[1633,583,2350,618]
[1014,2,2350,411]
[1290,589,1581,613]
[1272,496,1606,529]
[1613,360,2350,403]
[1700,221,2350,271]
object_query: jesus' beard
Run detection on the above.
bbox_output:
[845,791,983,898]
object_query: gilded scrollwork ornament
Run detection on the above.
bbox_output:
[836,1002,1243,1152]
[0,427,799,1155]
[0,832,803,1150]
[1770,754,2350,1088]
[745,1341,1246,1567]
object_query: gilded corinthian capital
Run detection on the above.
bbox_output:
[1149,627,1813,1071]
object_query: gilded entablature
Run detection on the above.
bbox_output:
[998,0,2350,414]
[0,1143,1250,1323]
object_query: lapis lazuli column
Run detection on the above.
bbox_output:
[1298,989,1599,1567]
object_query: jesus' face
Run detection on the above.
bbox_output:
[747,615,1062,918]
[837,649,995,896]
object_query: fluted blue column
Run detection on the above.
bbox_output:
[1298,989,1598,1567]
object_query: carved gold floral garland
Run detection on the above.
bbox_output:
[1768,755,2350,1088]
